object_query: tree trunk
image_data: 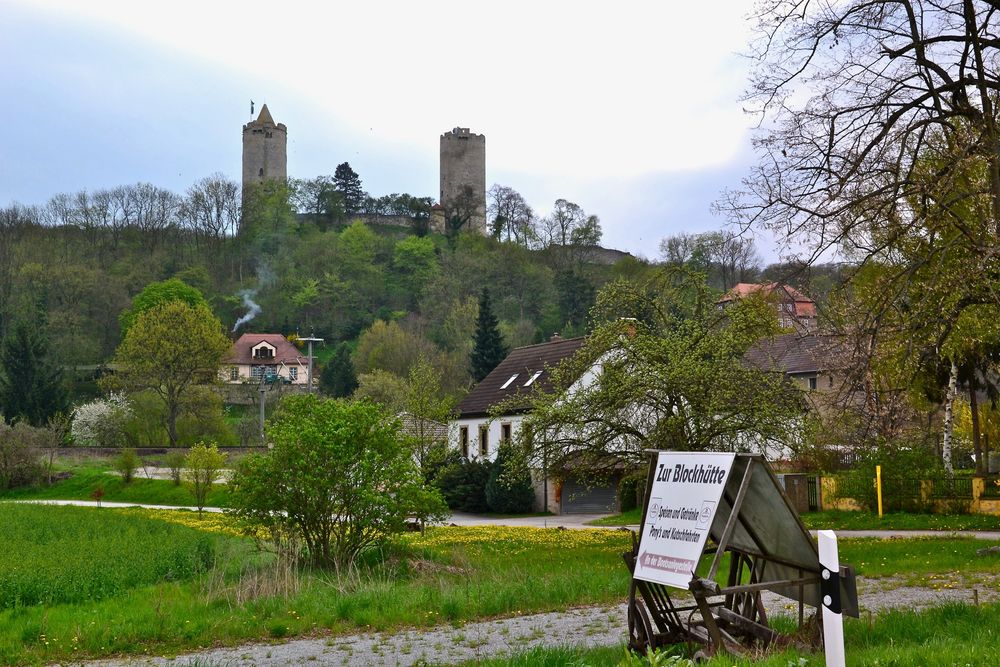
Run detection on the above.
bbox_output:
[167,400,179,448]
[942,359,958,475]
[970,383,982,473]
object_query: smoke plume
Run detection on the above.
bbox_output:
[232,289,262,332]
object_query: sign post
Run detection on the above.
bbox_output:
[818,530,846,667]
[633,451,735,588]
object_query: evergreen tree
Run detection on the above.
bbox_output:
[470,288,509,382]
[0,321,68,426]
[333,162,366,215]
[319,343,358,398]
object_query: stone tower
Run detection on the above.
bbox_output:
[242,104,287,190]
[440,127,486,233]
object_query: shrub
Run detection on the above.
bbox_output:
[165,449,186,485]
[0,420,51,489]
[71,393,131,447]
[114,448,140,484]
[228,395,448,569]
[184,442,226,515]
[433,456,491,513]
[485,442,535,514]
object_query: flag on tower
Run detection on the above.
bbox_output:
[250,100,255,116]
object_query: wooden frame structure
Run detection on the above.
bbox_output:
[624,452,857,658]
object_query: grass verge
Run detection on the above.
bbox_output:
[588,507,1000,532]
[463,603,1000,666]
[0,461,232,507]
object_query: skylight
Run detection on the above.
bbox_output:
[524,370,543,387]
[500,374,519,389]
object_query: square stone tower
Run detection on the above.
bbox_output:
[242,105,287,190]
[440,127,486,233]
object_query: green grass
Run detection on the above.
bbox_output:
[465,603,1000,665]
[588,507,1000,532]
[0,505,217,608]
[800,509,1000,531]
[5,507,1000,666]
[0,461,232,507]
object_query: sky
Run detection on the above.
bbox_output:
[0,0,779,262]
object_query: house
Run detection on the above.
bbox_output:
[225,333,310,385]
[449,334,622,514]
[718,282,817,330]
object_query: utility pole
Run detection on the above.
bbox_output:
[299,334,324,393]
[258,374,267,446]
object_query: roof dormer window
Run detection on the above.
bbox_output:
[524,370,543,387]
[500,374,519,389]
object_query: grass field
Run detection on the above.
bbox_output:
[4,506,1000,665]
[467,603,1000,665]
[589,507,1000,531]
[0,461,233,507]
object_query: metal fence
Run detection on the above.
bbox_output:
[927,476,974,498]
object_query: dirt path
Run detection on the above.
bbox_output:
[83,575,997,667]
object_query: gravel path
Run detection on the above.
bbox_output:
[82,574,999,667]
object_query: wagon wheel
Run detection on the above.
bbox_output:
[627,593,657,653]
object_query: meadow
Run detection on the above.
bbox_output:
[3,505,1000,665]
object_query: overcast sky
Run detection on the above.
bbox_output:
[0,0,780,261]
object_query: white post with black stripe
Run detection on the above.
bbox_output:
[818,529,846,667]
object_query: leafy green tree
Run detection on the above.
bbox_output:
[184,442,227,516]
[320,342,358,398]
[119,278,209,336]
[518,270,800,474]
[333,162,366,215]
[0,321,67,426]
[353,369,408,412]
[403,357,456,474]
[228,395,447,568]
[470,288,508,382]
[109,301,231,447]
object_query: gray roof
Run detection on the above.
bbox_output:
[457,336,587,418]
[744,332,845,375]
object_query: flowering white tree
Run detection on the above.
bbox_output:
[71,393,132,447]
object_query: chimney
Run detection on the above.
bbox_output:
[549,333,562,342]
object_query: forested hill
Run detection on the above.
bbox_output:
[0,188,644,398]
[0,178,846,403]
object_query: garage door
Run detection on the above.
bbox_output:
[562,476,617,514]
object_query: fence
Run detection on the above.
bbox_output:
[825,472,1000,515]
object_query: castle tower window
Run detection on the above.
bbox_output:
[259,168,264,177]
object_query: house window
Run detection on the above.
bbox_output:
[251,365,265,379]
[460,426,469,458]
[501,423,512,443]
[479,425,488,457]
[524,370,543,387]
[808,376,818,391]
[828,376,834,389]
[289,367,298,381]
[500,374,519,389]
[229,367,239,381]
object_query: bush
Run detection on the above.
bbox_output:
[485,442,535,514]
[114,448,140,484]
[71,393,131,447]
[184,442,226,515]
[0,421,51,489]
[228,395,448,569]
[165,449,186,485]
[433,456,491,513]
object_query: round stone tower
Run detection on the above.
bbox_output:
[242,104,287,190]
[440,127,486,233]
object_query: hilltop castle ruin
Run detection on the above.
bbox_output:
[240,107,485,233]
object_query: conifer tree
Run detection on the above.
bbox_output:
[470,288,508,382]
[319,343,358,398]
[0,322,68,426]
[333,162,366,215]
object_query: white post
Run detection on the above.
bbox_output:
[818,530,846,667]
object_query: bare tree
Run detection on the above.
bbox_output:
[182,175,241,248]
[487,184,536,245]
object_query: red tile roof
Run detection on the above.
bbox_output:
[227,333,305,366]
[718,282,816,318]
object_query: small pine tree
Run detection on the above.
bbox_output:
[319,343,358,398]
[470,288,509,382]
[333,162,366,215]
[0,322,67,426]
[485,442,535,514]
